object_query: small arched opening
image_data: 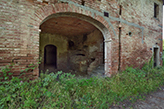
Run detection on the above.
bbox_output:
[44,44,57,72]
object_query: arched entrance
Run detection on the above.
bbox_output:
[35,3,112,77]
[44,45,57,69]
[39,14,105,76]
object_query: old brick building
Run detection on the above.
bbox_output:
[0,0,163,77]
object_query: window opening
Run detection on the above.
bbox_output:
[81,0,85,6]
[154,3,159,18]
[119,5,122,15]
[43,0,48,4]
[104,12,109,17]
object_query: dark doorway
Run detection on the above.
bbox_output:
[44,45,57,68]
[103,42,105,64]
[154,48,158,67]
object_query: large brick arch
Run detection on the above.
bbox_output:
[33,3,112,77]
[34,3,110,35]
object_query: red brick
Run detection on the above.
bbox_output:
[0,0,162,78]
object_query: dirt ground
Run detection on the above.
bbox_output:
[111,86,164,109]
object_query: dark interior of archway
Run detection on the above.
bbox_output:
[39,16,105,77]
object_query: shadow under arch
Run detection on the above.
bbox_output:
[40,12,110,40]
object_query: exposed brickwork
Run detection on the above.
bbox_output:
[0,0,163,78]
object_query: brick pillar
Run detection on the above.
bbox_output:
[104,38,112,77]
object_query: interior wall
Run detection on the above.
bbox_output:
[67,29,104,75]
[39,33,68,72]
[39,29,104,75]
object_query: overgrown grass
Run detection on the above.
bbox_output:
[0,60,164,108]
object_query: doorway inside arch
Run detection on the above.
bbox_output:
[153,47,160,67]
[39,13,105,77]
[44,45,57,71]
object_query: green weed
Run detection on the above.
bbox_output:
[0,56,164,108]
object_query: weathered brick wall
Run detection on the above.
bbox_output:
[0,0,163,77]
[0,0,39,77]
[119,0,163,71]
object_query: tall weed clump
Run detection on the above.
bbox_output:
[109,55,164,103]
[110,66,164,102]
